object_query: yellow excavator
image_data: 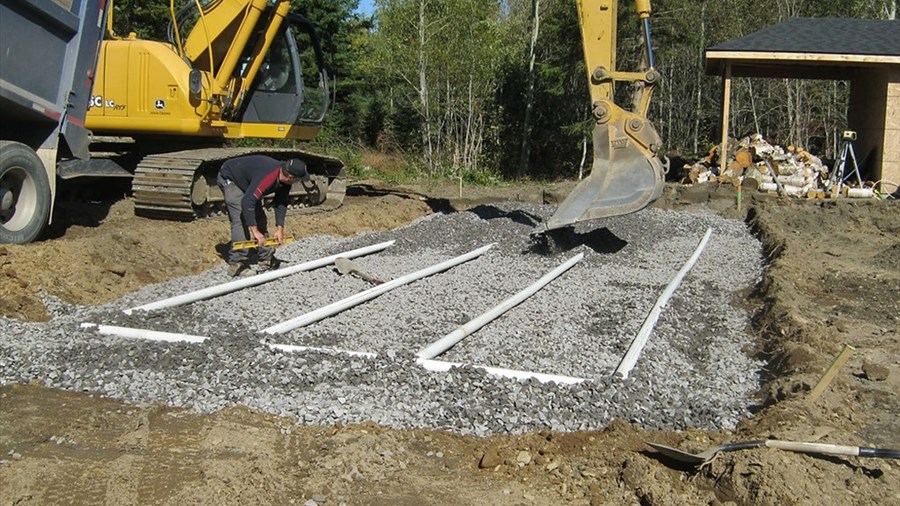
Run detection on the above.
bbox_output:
[82,0,664,228]
[76,0,346,220]
[541,0,666,232]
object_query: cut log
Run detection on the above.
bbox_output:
[734,148,753,168]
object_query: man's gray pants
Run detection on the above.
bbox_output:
[217,173,274,265]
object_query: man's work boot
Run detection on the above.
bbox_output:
[227,262,254,278]
[256,256,281,274]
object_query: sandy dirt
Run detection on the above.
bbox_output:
[1,179,898,505]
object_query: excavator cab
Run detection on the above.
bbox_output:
[154,0,330,134]
[237,16,329,126]
[541,0,666,231]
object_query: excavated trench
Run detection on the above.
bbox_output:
[0,203,765,436]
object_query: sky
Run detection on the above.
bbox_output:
[355,0,375,16]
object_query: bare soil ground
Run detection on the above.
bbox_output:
[1,179,898,505]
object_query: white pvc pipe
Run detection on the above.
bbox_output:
[80,323,208,343]
[416,358,585,385]
[266,342,377,358]
[614,228,713,380]
[264,342,583,384]
[262,244,494,334]
[416,252,584,359]
[124,240,396,314]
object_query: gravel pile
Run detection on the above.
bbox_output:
[0,203,765,436]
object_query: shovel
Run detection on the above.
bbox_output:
[648,439,900,467]
[334,257,384,285]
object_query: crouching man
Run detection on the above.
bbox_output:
[216,155,309,277]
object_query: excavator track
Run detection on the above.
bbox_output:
[133,147,346,221]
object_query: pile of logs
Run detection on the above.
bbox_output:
[682,134,875,199]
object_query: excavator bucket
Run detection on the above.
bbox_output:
[542,121,665,231]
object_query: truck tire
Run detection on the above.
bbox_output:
[0,141,52,244]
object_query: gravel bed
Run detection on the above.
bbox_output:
[0,203,765,436]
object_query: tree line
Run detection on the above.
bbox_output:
[113,0,897,181]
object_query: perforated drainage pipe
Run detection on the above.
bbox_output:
[124,240,396,314]
[265,340,585,384]
[266,342,377,359]
[80,323,208,344]
[262,244,494,334]
[416,358,585,385]
[417,252,583,360]
[614,228,713,380]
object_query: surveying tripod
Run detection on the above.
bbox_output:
[830,130,863,194]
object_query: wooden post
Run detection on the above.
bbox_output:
[719,62,732,176]
[808,344,855,402]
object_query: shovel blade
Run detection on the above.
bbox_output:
[646,442,711,465]
[544,122,665,231]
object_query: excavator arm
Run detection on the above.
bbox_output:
[542,0,665,231]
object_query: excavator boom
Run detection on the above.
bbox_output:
[543,0,665,231]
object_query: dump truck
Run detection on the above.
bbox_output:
[0,0,107,244]
[0,0,344,244]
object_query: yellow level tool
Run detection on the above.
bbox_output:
[233,235,294,251]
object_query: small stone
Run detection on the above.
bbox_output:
[479,447,501,469]
[546,461,559,472]
[516,451,531,466]
[862,362,889,381]
[106,264,128,276]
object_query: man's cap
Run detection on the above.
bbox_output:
[283,159,310,181]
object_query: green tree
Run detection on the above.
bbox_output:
[291,1,375,147]
[367,0,508,176]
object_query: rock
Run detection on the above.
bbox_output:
[479,447,501,469]
[516,450,532,466]
[106,264,128,276]
[862,362,889,381]
[542,190,567,205]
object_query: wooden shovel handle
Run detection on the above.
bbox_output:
[765,440,900,458]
